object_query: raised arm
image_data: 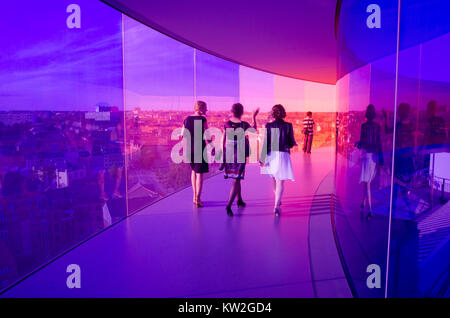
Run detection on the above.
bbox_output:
[259,123,269,164]
[203,119,212,145]
[251,107,260,130]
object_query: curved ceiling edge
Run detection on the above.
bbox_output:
[101,0,338,85]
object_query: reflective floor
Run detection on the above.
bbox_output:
[0,147,351,297]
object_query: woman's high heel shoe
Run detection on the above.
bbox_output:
[274,208,280,216]
[193,199,203,207]
[226,206,234,216]
[237,199,246,207]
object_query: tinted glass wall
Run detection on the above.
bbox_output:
[336,0,450,297]
[0,1,125,290]
[389,0,450,298]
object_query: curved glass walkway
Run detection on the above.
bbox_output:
[0,147,351,298]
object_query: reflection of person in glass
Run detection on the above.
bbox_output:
[424,101,446,145]
[181,101,209,207]
[423,100,447,176]
[260,105,297,216]
[356,104,383,219]
[109,120,124,199]
[91,114,124,201]
[222,103,259,216]
[384,103,416,218]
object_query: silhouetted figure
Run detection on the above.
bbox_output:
[260,105,297,216]
[181,101,209,207]
[222,103,259,216]
[92,116,124,201]
[424,101,446,146]
[302,111,315,153]
[109,120,124,199]
[423,100,447,176]
[356,104,383,219]
[384,103,416,218]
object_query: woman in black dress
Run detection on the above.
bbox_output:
[223,103,259,216]
[182,101,209,207]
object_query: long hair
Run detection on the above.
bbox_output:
[365,104,376,121]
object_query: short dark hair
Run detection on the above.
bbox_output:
[231,103,244,118]
[365,104,376,121]
[271,104,286,120]
[195,100,207,114]
[307,111,312,116]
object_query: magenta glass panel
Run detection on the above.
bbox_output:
[387,0,450,297]
[122,15,196,214]
[335,0,399,298]
[195,50,240,108]
[336,0,450,297]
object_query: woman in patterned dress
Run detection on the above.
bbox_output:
[223,103,259,216]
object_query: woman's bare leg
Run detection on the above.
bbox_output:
[196,173,204,202]
[237,179,243,202]
[361,182,367,209]
[191,171,197,202]
[113,167,123,197]
[274,180,284,209]
[367,181,372,212]
[227,179,239,207]
[98,170,108,201]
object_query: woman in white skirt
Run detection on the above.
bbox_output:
[356,104,384,219]
[260,105,297,216]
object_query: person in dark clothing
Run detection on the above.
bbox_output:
[356,104,384,219]
[422,100,447,175]
[91,115,124,201]
[424,100,446,146]
[260,104,297,216]
[383,103,415,218]
[302,111,315,153]
[222,103,259,216]
[181,101,209,207]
